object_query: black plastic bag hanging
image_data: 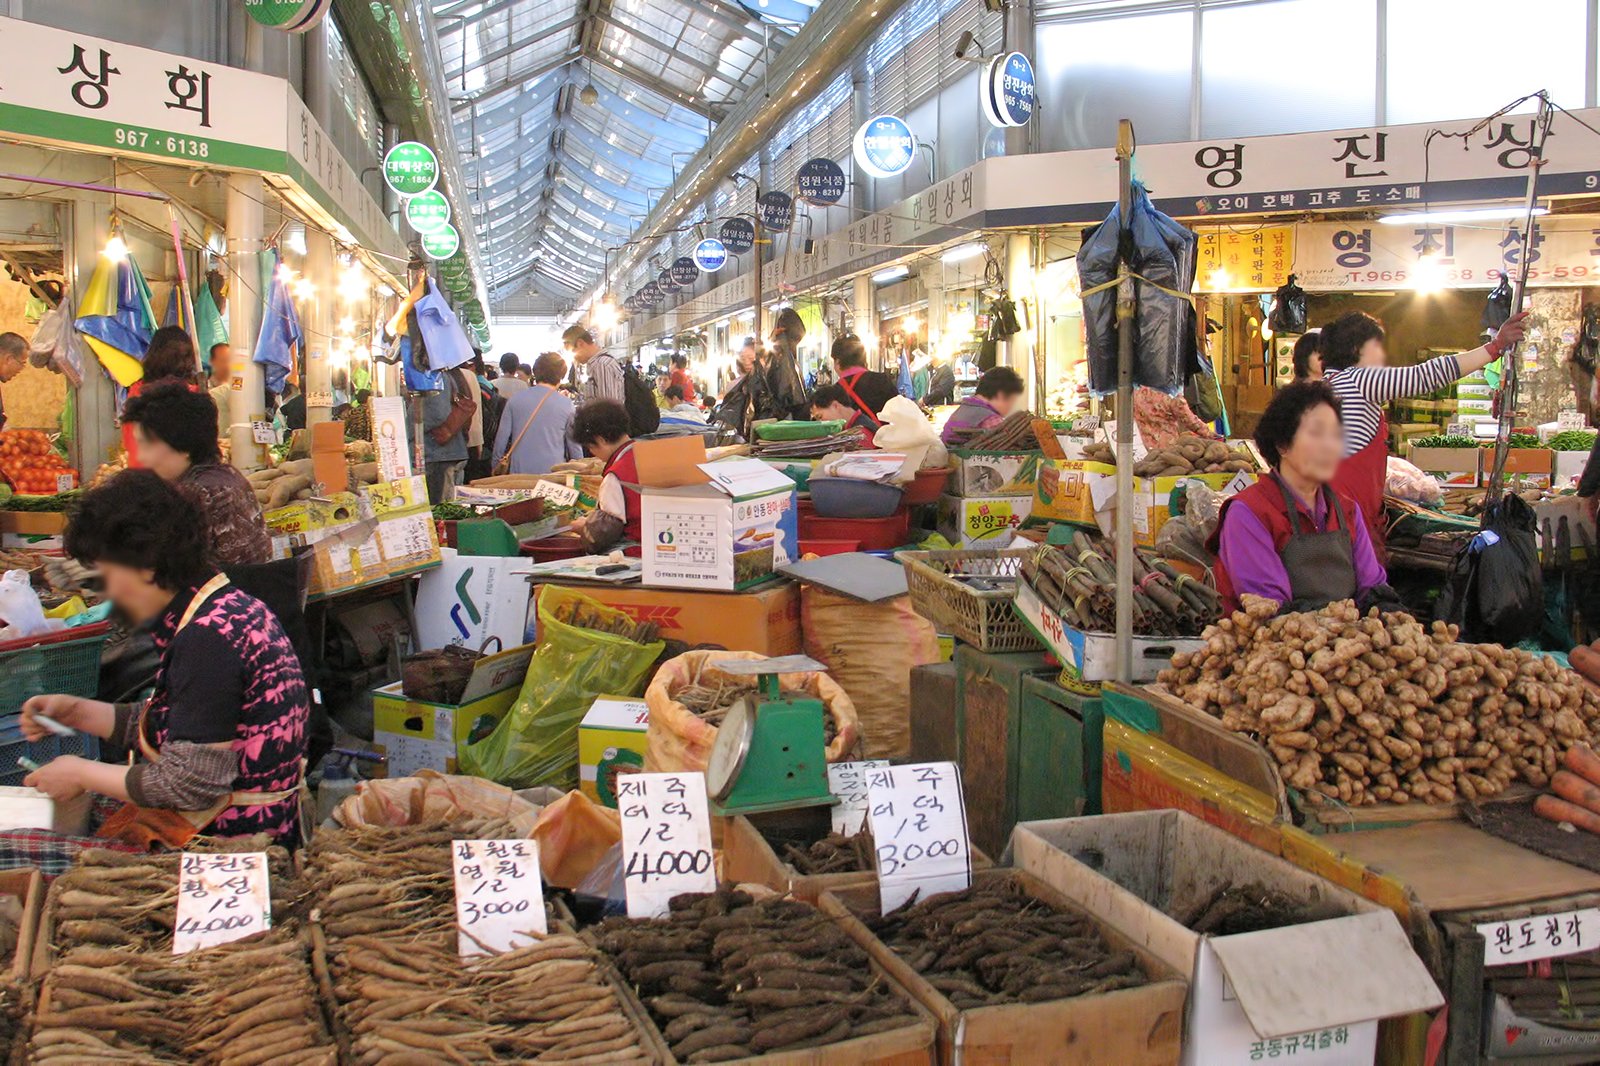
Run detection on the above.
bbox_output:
[1482,276,1514,331]
[1077,182,1197,396]
[1434,493,1544,645]
[1268,274,1307,334]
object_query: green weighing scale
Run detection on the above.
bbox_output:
[705,655,837,817]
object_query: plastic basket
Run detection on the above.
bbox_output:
[899,548,1042,652]
[0,624,111,719]
[0,715,100,787]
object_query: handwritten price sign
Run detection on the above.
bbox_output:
[618,772,716,918]
[1478,906,1600,965]
[174,851,271,955]
[452,839,547,956]
[866,762,973,912]
[828,760,889,835]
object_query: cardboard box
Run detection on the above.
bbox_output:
[0,512,66,536]
[641,480,797,592]
[370,642,535,776]
[1136,471,1252,545]
[936,493,1033,547]
[1501,447,1553,488]
[949,449,1042,496]
[578,695,648,807]
[1010,811,1444,1066]
[533,579,801,655]
[416,549,535,651]
[1406,445,1480,487]
[1014,580,1202,683]
[264,478,440,597]
[1033,459,1115,526]
[819,870,1187,1066]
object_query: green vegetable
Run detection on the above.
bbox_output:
[1548,430,1597,452]
[1,489,81,513]
[1412,435,1479,449]
[1483,433,1542,449]
[432,501,475,522]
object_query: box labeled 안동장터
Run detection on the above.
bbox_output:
[640,455,798,591]
[578,696,649,807]
[370,642,536,777]
[936,493,1033,547]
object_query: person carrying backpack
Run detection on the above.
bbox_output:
[565,324,659,435]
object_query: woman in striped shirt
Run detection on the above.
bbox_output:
[1321,308,1529,557]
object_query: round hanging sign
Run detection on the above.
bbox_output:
[383,141,439,197]
[641,283,661,303]
[720,217,755,254]
[986,52,1037,128]
[693,238,729,272]
[670,257,700,285]
[853,115,916,179]
[420,224,460,261]
[758,191,794,233]
[404,190,452,234]
[241,0,330,32]
[796,158,846,206]
[658,269,678,294]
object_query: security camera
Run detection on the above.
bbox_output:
[953,31,984,61]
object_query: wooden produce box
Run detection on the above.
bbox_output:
[819,870,1188,1066]
[722,811,992,903]
[0,868,40,987]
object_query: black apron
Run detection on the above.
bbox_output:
[1272,474,1359,613]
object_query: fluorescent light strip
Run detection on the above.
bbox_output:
[1378,206,1549,226]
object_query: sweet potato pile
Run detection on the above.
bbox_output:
[1080,433,1256,476]
[1160,597,1600,806]
[865,877,1146,1008]
[595,888,920,1062]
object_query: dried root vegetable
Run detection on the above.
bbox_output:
[1159,596,1600,807]
[865,876,1147,1009]
[780,830,875,875]
[1020,530,1219,636]
[675,680,822,737]
[596,887,920,1061]
[30,928,336,1065]
[1174,882,1310,936]
[1080,433,1256,476]
[326,930,652,1064]
[550,598,660,644]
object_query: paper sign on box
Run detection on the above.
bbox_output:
[618,772,716,918]
[452,838,547,956]
[174,852,271,955]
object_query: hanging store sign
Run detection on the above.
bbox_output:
[797,157,847,206]
[693,238,728,272]
[421,223,461,261]
[720,217,755,254]
[670,257,700,285]
[759,191,794,232]
[1195,225,1296,292]
[404,189,452,234]
[1290,217,1600,291]
[241,0,331,32]
[657,269,679,294]
[383,141,440,197]
[853,115,916,179]
[983,52,1036,129]
[641,282,661,303]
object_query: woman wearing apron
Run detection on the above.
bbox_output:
[1321,309,1528,559]
[1211,381,1394,615]
[5,471,309,873]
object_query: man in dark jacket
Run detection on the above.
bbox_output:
[831,334,896,429]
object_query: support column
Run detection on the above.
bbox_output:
[1002,0,1035,158]
[851,273,875,363]
[67,199,117,474]
[850,66,872,218]
[1006,232,1035,409]
[227,173,267,471]
[304,228,335,426]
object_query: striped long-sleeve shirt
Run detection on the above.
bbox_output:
[1324,353,1462,457]
[582,352,626,406]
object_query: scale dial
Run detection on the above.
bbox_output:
[705,696,756,801]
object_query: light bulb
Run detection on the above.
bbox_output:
[293,278,316,302]
[101,235,128,261]
[338,264,369,303]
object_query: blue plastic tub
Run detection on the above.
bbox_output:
[0,715,100,787]
[807,476,905,519]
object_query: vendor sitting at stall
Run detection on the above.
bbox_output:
[7,472,308,870]
[810,384,876,445]
[939,367,1025,446]
[1210,380,1392,615]
[570,399,641,556]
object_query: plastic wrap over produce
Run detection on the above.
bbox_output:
[1386,456,1444,505]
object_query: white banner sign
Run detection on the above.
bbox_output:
[1293,217,1600,291]
[1478,907,1600,966]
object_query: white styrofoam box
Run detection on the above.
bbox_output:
[0,786,89,834]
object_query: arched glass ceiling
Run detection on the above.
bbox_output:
[432,0,813,304]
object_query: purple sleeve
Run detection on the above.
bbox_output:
[1216,505,1292,607]
[1346,501,1389,594]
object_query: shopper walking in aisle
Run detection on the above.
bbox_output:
[1211,380,1394,615]
[669,353,698,405]
[831,333,896,430]
[1321,309,1528,557]
[208,342,232,438]
[122,326,201,468]
[569,400,640,555]
[940,367,1025,445]
[420,366,474,503]
[566,325,623,406]
[120,384,271,567]
[493,352,580,475]
[495,352,529,400]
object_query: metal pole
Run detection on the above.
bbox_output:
[1114,119,1136,684]
[753,203,765,344]
[226,173,267,471]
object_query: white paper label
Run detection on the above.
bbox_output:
[528,479,582,507]
[1477,907,1600,966]
[828,760,890,835]
[379,513,434,565]
[54,473,73,493]
[1559,410,1587,430]
[1077,414,1101,432]
[452,839,547,956]
[251,420,276,444]
[866,762,973,912]
[1446,421,1472,438]
[372,396,412,482]
[1102,420,1149,462]
[174,851,271,955]
[617,772,716,918]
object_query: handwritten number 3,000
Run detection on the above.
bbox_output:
[876,839,961,876]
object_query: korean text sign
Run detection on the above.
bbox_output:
[618,771,715,917]
[866,761,973,911]
[452,839,548,956]
[174,851,271,954]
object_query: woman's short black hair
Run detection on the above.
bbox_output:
[831,335,867,369]
[571,399,631,446]
[975,366,1025,399]
[65,470,212,590]
[1254,379,1342,468]
[121,383,222,465]
[1292,330,1322,379]
[141,325,198,383]
[809,384,849,410]
[1319,312,1385,371]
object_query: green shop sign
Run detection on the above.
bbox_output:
[383,141,439,197]
[422,224,461,260]
[404,189,451,234]
[241,0,331,32]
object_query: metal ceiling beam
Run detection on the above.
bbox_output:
[436,0,520,34]
[451,47,582,112]
[445,15,584,79]
[595,14,723,81]
[596,57,717,118]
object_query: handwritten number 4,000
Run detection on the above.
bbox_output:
[624,849,712,883]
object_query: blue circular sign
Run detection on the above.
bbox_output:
[641,282,660,302]
[759,191,794,232]
[693,238,728,272]
[796,158,846,206]
[988,52,1036,128]
[720,217,755,254]
[670,256,700,285]
[853,115,916,179]
[657,269,678,294]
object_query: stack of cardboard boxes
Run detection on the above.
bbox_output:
[937,448,1038,548]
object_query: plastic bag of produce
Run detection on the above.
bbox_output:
[1385,456,1444,505]
[332,770,540,834]
[873,395,947,478]
[1435,493,1543,645]
[458,586,663,789]
[644,649,859,773]
[532,789,621,889]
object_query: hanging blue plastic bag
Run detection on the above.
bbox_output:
[400,334,441,392]
[413,279,476,371]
